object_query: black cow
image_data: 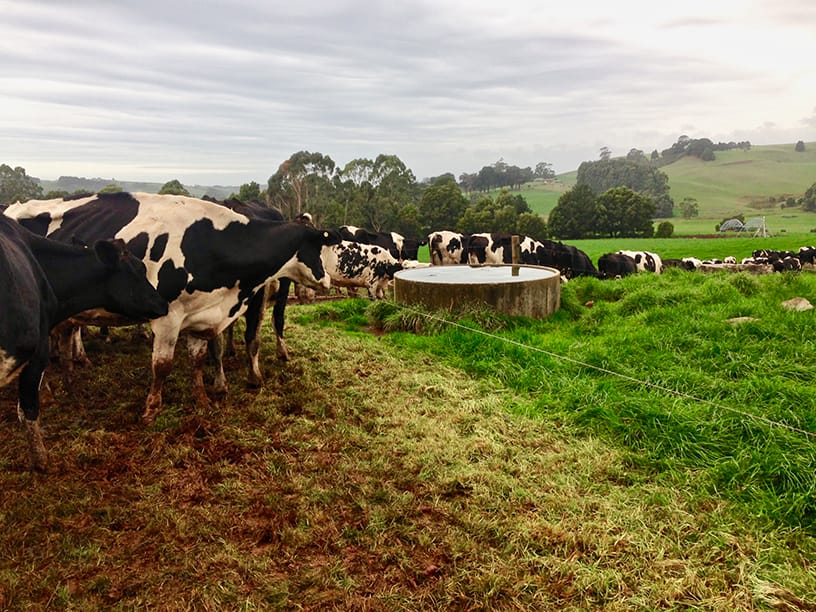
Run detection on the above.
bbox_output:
[798,246,816,265]
[6,192,340,424]
[0,214,168,470]
[598,252,638,279]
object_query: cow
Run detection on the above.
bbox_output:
[339,225,425,261]
[322,240,404,299]
[0,214,168,470]
[442,231,598,279]
[466,233,512,265]
[428,230,471,266]
[617,250,663,274]
[598,252,637,279]
[681,257,703,270]
[205,198,300,377]
[798,246,816,266]
[5,191,340,425]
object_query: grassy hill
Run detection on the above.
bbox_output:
[517,143,816,237]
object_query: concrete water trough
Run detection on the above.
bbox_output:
[393,264,561,319]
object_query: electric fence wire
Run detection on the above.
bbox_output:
[391,302,816,441]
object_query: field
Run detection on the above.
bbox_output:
[513,143,816,237]
[2,266,816,609]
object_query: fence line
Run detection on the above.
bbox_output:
[391,303,816,441]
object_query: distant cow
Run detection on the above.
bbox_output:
[6,192,340,424]
[598,252,638,279]
[617,250,663,274]
[798,246,816,265]
[450,231,597,279]
[0,214,168,470]
[428,230,471,266]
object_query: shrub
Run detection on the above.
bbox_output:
[655,221,674,238]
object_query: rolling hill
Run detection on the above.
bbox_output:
[519,142,816,236]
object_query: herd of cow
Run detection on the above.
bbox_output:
[2,192,814,471]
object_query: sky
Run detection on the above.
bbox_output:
[1,0,815,186]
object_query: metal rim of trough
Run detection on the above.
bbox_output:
[394,263,561,319]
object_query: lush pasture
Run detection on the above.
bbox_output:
[511,142,816,236]
[573,234,816,264]
[358,269,816,533]
[664,144,816,218]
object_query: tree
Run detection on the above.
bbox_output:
[803,182,816,212]
[626,149,647,163]
[159,179,191,196]
[0,164,43,205]
[599,146,612,161]
[795,140,806,152]
[534,162,555,179]
[516,212,548,240]
[595,187,655,238]
[547,184,597,239]
[236,181,261,202]
[418,179,468,235]
[576,158,674,218]
[99,184,122,193]
[655,221,674,238]
[679,197,700,219]
[267,151,336,220]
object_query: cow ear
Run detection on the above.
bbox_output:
[322,229,342,245]
[93,240,122,269]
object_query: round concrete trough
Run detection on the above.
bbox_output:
[393,264,561,319]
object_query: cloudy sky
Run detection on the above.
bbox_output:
[2,0,814,186]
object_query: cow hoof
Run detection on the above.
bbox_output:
[246,376,263,388]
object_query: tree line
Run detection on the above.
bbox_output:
[5,135,812,243]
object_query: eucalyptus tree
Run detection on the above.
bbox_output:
[267,150,337,220]
[0,164,43,205]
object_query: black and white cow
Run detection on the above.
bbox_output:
[339,225,425,261]
[322,240,404,299]
[205,197,300,378]
[598,252,638,279]
[5,192,340,425]
[465,233,598,279]
[428,230,471,266]
[798,246,816,266]
[0,214,168,470]
[616,250,663,274]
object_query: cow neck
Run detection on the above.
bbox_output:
[27,237,113,321]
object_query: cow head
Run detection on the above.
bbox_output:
[277,226,342,290]
[94,239,169,321]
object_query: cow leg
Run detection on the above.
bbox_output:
[187,336,213,410]
[17,360,48,471]
[67,325,91,367]
[243,287,268,387]
[143,321,179,425]
[208,333,228,395]
[271,279,290,362]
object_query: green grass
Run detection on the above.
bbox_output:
[350,270,816,533]
[664,143,816,218]
[2,279,816,608]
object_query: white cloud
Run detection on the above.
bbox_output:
[0,0,814,184]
